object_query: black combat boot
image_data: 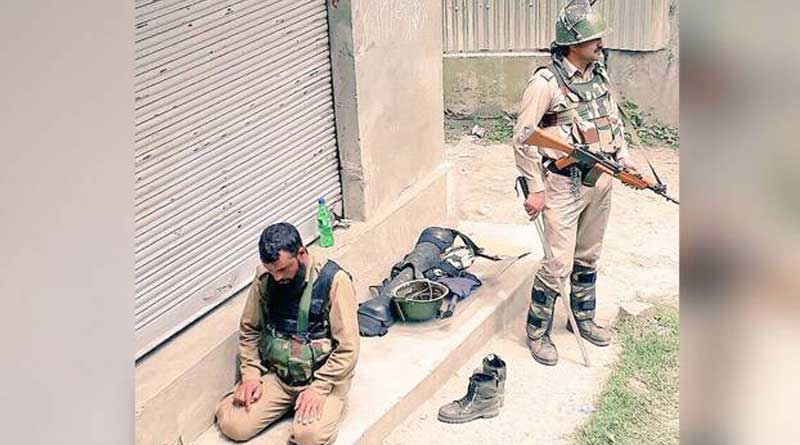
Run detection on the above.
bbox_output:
[437,373,501,423]
[566,265,611,347]
[475,354,506,406]
[526,278,559,366]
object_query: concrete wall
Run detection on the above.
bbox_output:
[329,0,446,220]
[443,1,680,126]
[443,53,551,119]
[444,49,678,126]
[602,0,679,125]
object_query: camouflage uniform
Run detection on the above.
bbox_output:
[215,256,359,444]
[513,0,630,364]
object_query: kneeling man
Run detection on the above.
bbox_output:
[215,223,359,445]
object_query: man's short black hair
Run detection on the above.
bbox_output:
[550,42,570,58]
[258,222,304,264]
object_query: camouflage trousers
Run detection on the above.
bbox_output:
[215,374,351,445]
[527,169,612,338]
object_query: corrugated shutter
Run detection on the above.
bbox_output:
[134,0,342,358]
[442,0,670,53]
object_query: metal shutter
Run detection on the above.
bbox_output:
[134,0,342,358]
[442,0,670,53]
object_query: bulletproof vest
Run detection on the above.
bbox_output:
[538,56,625,154]
[264,276,329,336]
[258,260,345,386]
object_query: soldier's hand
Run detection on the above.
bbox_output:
[234,379,262,410]
[295,388,326,425]
[619,156,649,190]
[619,155,640,173]
[524,191,546,220]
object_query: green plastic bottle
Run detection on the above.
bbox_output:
[317,197,334,248]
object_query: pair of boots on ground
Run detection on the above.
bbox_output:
[437,354,506,424]
[527,265,611,366]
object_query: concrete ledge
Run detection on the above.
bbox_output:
[135,165,450,445]
[190,222,540,445]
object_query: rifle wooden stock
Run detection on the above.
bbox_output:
[554,157,577,169]
[524,128,574,154]
[526,128,578,169]
[588,163,650,189]
[616,168,651,189]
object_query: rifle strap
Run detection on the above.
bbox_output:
[600,48,664,187]
[617,104,665,187]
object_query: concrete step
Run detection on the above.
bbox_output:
[191,222,540,445]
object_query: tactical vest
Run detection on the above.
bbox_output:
[259,260,345,386]
[538,57,625,154]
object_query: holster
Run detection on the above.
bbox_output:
[582,165,604,187]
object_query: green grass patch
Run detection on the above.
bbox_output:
[620,100,680,149]
[445,103,679,150]
[574,307,680,445]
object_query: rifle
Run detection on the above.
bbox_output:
[524,129,679,205]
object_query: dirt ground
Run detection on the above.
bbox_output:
[445,133,679,303]
[384,136,680,444]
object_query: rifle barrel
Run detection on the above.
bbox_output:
[649,186,679,205]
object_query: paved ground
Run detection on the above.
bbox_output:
[384,137,680,444]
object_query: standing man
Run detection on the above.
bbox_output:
[513,0,645,366]
[215,223,359,444]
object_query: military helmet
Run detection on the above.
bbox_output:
[391,279,448,322]
[555,0,611,46]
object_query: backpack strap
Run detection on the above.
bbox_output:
[306,260,349,330]
[423,259,463,280]
[452,230,502,261]
[259,272,273,323]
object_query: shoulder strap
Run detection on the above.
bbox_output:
[296,266,317,334]
[616,104,666,187]
[548,62,576,96]
[424,259,463,280]
[453,230,502,262]
[309,260,348,320]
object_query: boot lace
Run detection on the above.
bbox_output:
[457,382,478,409]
